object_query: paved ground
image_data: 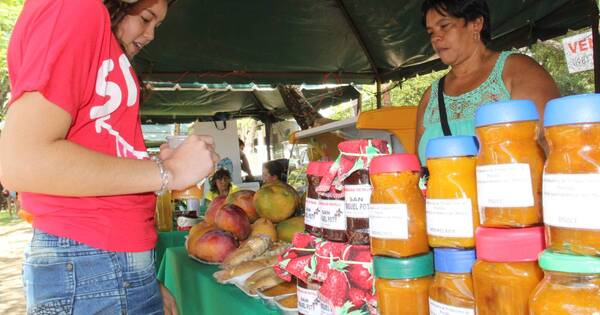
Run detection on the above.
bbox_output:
[0,216,31,314]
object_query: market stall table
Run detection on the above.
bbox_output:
[155,230,188,272]
[157,246,283,315]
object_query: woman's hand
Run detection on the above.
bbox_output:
[159,282,179,315]
[160,135,220,191]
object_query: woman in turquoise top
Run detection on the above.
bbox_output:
[416,0,560,163]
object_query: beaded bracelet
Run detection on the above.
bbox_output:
[152,156,170,196]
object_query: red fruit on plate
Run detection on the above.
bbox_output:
[349,288,367,308]
[204,196,227,224]
[319,270,349,307]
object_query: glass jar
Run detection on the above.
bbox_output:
[475,100,545,227]
[305,161,331,237]
[542,94,600,256]
[320,194,346,243]
[429,248,476,314]
[344,169,371,245]
[530,250,600,314]
[369,154,428,258]
[155,190,173,232]
[425,136,479,248]
[374,252,433,315]
[473,226,545,315]
[297,278,320,315]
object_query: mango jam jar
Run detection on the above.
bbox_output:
[472,227,545,315]
[425,136,479,248]
[429,248,476,314]
[474,100,545,227]
[369,154,428,258]
[374,252,433,315]
[542,94,600,256]
[530,250,600,314]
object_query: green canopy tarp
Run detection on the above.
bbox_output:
[135,0,597,85]
[140,84,360,123]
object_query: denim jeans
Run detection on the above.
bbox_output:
[23,229,163,315]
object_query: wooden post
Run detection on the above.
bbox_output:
[592,2,600,93]
[265,121,272,161]
[376,80,382,109]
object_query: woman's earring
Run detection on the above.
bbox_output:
[473,33,480,41]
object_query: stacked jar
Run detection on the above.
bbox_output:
[472,100,546,313]
[529,94,600,313]
[368,153,431,314]
[304,161,333,237]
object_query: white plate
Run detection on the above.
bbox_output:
[234,282,259,298]
[213,269,256,285]
[188,254,222,266]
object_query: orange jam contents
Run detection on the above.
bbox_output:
[376,276,432,315]
[426,156,479,248]
[473,260,543,315]
[262,281,297,297]
[278,294,298,308]
[476,121,544,227]
[369,171,428,258]
[530,271,600,314]
[544,124,600,256]
[429,272,475,310]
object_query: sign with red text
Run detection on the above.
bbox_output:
[562,31,593,73]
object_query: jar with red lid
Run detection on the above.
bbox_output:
[305,161,332,237]
[472,226,545,315]
[369,154,429,258]
[338,139,390,245]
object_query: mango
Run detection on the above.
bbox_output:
[254,182,299,223]
[276,216,305,243]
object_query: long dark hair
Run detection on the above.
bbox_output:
[103,0,177,30]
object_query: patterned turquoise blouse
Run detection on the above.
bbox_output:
[418,51,514,164]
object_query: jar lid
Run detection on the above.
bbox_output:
[373,252,433,279]
[306,161,332,176]
[425,136,479,159]
[369,154,420,175]
[476,227,545,262]
[544,94,600,127]
[475,100,539,127]
[433,248,477,273]
[539,250,600,274]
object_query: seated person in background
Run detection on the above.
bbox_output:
[205,168,238,201]
[239,139,253,180]
[262,160,287,185]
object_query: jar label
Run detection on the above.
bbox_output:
[476,163,534,207]
[426,198,474,237]
[320,199,346,230]
[543,173,600,229]
[320,299,335,315]
[297,286,320,315]
[429,299,474,315]
[369,203,408,239]
[344,184,372,219]
[305,197,321,228]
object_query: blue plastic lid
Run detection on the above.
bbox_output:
[475,100,539,127]
[425,136,479,159]
[544,94,600,127]
[433,248,477,273]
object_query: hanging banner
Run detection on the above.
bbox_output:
[562,31,594,74]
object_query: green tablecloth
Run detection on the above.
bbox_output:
[155,230,189,273]
[157,246,283,315]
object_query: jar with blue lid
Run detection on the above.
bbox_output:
[429,248,476,314]
[474,100,545,228]
[530,250,600,314]
[543,94,600,256]
[425,136,480,248]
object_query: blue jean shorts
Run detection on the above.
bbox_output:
[23,229,163,315]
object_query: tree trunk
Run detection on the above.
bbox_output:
[278,85,324,130]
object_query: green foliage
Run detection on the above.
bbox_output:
[527,30,594,96]
[1,0,24,112]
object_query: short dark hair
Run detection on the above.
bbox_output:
[421,0,491,45]
[263,160,286,182]
[210,168,231,193]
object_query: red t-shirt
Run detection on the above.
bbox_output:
[8,0,156,252]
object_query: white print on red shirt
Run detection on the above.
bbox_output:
[89,54,147,160]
